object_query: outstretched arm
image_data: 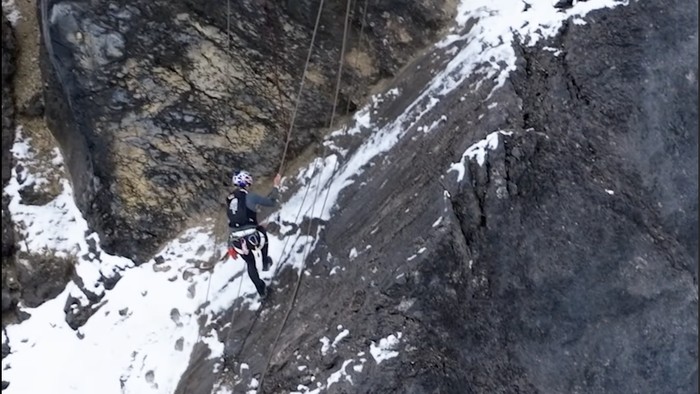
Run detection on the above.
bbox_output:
[245,174,282,209]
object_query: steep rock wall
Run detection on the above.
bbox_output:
[1,11,19,321]
[212,0,698,392]
[40,0,457,262]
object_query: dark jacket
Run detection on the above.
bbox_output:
[226,187,279,229]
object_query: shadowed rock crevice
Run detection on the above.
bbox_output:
[1,11,20,326]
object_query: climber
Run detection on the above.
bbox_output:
[227,170,282,297]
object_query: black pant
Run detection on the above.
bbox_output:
[242,251,266,296]
[256,225,270,261]
[239,225,270,296]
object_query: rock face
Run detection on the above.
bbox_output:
[15,253,74,308]
[40,0,457,262]
[3,1,81,325]
[201,0,697,393]
[1,11,19,321]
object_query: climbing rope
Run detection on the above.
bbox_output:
[257,0,356,389]
[272,0,371,278]
[276,0,329,175]
[215,0,370,388]
[342,0,371,117]
[269,0,330,277]
[268,0,335,280]
[320,0,371,217]
[217,0,330,378]
[262,3,294,150]
[217,0,255,371]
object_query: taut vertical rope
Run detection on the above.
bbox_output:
[276,0,329,175]
[257,0,354,390]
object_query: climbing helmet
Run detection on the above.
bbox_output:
[232,170,254,188]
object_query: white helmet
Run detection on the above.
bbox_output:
[232,170,253,188]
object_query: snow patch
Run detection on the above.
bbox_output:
[448,130,513,182]
[543,46,563,56]
[2,130,279,393]
[370,332,403,364]
[332,329,350,347]
[212,386,233,394]
[2,0,21,24]
[319,337,331,356]
[442,0,629,96]
[327,359,354,388]
[295,359,356,393]
[320,327,350,356]
[249,378,259,389]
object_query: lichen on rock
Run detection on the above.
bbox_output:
[40,0,458,262]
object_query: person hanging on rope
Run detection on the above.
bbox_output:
[227,170,282,297]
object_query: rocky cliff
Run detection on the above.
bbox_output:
[208,0,698,392]
[1,0,697,392]
[2,10,19,320]
[40,0,457,263]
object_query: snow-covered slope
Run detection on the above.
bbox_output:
[2,0,637,392]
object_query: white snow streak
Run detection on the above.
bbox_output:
[332,328,350,347]
[320,326,350,356]
[319,337,331,356]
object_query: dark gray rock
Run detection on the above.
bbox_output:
[1,340,9,358]
[19,91,44,118]
[1,10,16,247]
[173,342,216,394]
[64,294,97,330]
[204,0,697,393]
[0,289,15,313]
[1,10,19,327]
[18,182,57,206]
[16,253,75,308]
[16,310,30,323]
[100,270,121,290]
[1,14,15,178]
